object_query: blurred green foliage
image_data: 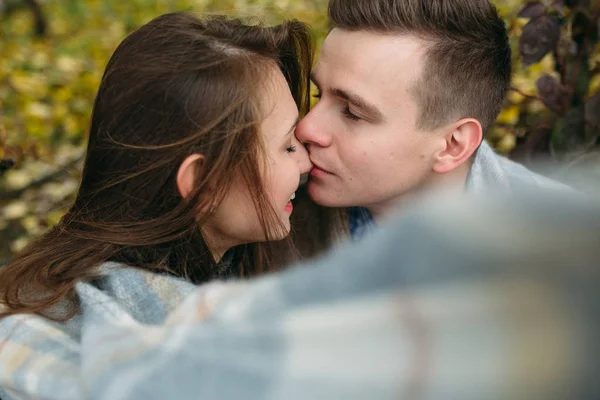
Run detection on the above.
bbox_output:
[1,0,599,265]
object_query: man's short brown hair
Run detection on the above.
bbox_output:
[328,0,511,134]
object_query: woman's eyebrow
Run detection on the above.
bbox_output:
[285,116,300,136]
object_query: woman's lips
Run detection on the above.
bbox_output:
[284,201,293,213]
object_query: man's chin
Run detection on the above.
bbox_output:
[306,180,351,208]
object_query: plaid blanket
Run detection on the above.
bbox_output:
[1,191,598,400]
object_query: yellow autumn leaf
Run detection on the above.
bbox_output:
[10,237,30,253]
[507,89,525,104]
[63,116,80,137]
[512,74,536,94]
[527,99,547,114]
[9,71,49,98]
[26,118,52,139]
[80,72,101,92]
[21,215,41,235]
[52,87,74,102]
[56,56,83,76]
[46,210,66,226]
[496,133,517,154]
[8,12,31,36]
[492,0,523,17]
[588,75,600,97]
[50,17,70,36]
[3,201,29,220]
[4,169,32,190]
[496,105,520,125]
[25,102,53,120]
[31,50,50,69]
[52,102,69,120]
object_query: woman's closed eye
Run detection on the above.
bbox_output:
[286,144,297,154]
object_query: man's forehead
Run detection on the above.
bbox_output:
[315,29,426,110]
[320,28,426,71]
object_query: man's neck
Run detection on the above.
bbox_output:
[367,163,472,222]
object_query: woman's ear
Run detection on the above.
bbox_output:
[177,154,204,199]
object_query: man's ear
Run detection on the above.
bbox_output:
[432,118,482,174]
[177,154,204,199]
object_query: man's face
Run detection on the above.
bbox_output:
[296,29,445,216]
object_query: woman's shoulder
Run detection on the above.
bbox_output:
[0,262,201,344]
[76,262,199,324]
[0,263,200,399]
[0,307,82,399]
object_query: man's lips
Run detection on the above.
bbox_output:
[309,161,333,177]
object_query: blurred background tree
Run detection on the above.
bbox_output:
[1,0,599,266]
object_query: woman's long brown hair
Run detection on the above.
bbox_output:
[0,12,333,321]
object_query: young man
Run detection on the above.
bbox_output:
[295,0,569,237]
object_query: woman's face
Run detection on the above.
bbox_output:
[203,66,312,258]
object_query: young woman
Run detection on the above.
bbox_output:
[0,12,314,321]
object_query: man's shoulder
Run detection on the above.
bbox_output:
[468,140,575,194]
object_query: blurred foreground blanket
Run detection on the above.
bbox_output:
[1,190,599,400]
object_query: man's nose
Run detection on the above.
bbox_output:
[295,108,332,148]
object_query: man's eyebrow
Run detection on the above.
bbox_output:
[330,88,384,121]
[310,72,384,122]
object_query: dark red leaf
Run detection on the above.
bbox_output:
[519,16,561,66]
[536,74,568,115]
[518,2,546,19]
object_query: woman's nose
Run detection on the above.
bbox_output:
[294,139,313,174]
